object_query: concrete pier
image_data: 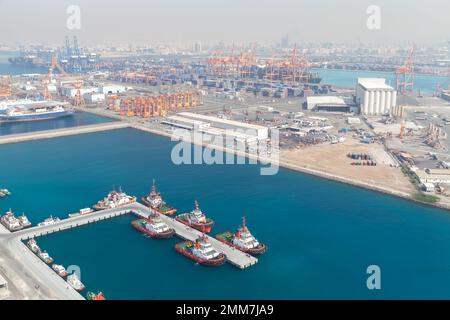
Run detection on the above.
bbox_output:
[12,203,258,269]
[0,121,130,145]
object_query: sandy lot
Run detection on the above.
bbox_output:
[281,137,416,195]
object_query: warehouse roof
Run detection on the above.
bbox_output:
[178,112,267,130]
[306,96,346,106]
[357,78,394,90]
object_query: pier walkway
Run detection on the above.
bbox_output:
[0,121,130,145]
[11,203,258,269]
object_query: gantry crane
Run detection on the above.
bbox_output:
[395,46,415,95]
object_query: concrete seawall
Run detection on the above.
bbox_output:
[0,121,131,145]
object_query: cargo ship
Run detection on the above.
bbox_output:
[215,217,266,255]
[0,103,74,123]
[52,264,68,277]
[87,291,106,300]
[67,274,85,292]
[93,187,136,210]
[141,179,177,215]
[175,200,214,233]
[1,209,23,231]
[175,235,226,266]
[38,251,54,264]
[131,214,175,239]
[27,239,41,254]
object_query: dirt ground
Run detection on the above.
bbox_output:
[281,137,416,195]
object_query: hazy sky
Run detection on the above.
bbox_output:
[0,0,449,46]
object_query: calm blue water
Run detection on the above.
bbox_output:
[0,112,115,136]
[314,68,450,94]
[1,128,450,299]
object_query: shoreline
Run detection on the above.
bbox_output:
[130,121,450,211]
[3,105,449,212]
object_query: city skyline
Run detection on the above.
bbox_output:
[0,0,449,46]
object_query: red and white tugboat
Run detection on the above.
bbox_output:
[216,217,267,255]
[175,235,226,266]
[131,212,175,239]
[93,186,136,210]
[175,200,214,233]
[141,179,177,215]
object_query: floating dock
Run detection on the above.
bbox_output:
[14,203,258,269]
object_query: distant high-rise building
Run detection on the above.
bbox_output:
[280,35,289,48]
[193,42,202,53]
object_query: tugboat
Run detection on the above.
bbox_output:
[86,291,106,300]
[52,264,68,277]
[67,274,85,292]
[141,179,177,215]
[27,239,41,254]
[93,187,136,210]
[175,200,214,233]
[175,235,226,266]
[38,251,54,264]
[37,215,60,227]
[215,217,267,255]
[1,209,23,231]
[18,213,32,229]
[131,212,175,239]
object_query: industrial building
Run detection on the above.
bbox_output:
[99,84,126,95]
[304,96,356,112]
[84,92,105,104]
[356,78,397,115]
[177,112,269,140]
[162,115,210,131]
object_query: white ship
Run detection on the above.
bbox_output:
[27,239,41,254]
[52,264,68,277]
[37,215,60,227]
[1,209,23,231]
[18,214,32,228]
[93,187,136,210]
[38,251,54,264]
[67,274,85,292]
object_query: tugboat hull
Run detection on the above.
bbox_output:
[216,231,267,255]
[175,215,214,233]
[141,197,177,215]
[131,219,175,239]
[175,242,226,266]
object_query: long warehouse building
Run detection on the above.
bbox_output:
[177,112,269,140]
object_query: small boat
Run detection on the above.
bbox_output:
[131,214,175,239]
[38,251,54,264]
[141,179,177,215]
[67,274,85,292]
[86,291,106,300]
[52,264,68,277]
[175,200,214,233]
[175,235,226,267]
[0,209,23,231]
[18,214,32,228]
[27,239,41,254]
[93,187,136,211]
[215,217,266,255]
[37,215,60,227]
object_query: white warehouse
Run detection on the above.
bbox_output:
[177,112,268,140]
[356,78,397,116]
